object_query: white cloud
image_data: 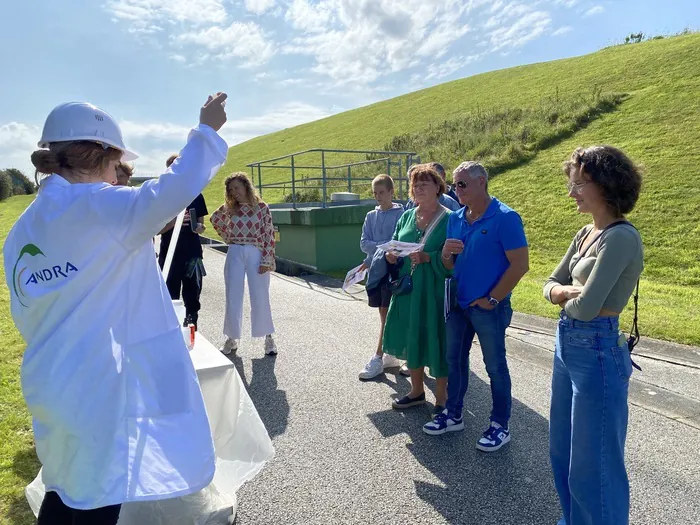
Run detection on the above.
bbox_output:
[120,121,191,142]
[0,122,39,150]
[177,21,276,66]
[280,78,305,86]
[107,0,277,66]
[107,0,228,31]
[486,10,552,51]
[244,0,276,15]
[0,122,41,176]
[122,103,333,175]
[424,54,483,81]
[552,0,580,7]
[284,0,474,85]
[583,5,605,17]
[552,26,573,36]
[285,0,335,33]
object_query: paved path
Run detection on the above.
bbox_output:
[196,248,700,525]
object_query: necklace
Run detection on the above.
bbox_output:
[416,207,437,228]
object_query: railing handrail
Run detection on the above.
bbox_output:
[246,148,417,167]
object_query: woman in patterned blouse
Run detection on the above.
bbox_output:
[210,172,277,356]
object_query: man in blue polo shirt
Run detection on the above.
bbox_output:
[423,161,529,452]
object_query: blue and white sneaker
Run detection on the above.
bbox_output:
[476,422,510,452]
[423,409,465,436]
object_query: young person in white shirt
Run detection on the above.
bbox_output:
[3,93,228,524]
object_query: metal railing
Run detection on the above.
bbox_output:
[246,148,420,208]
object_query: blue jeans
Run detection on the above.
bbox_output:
[550,312,632,525]
[445,299,513,427]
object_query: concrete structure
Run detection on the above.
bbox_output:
[270,201,377,272]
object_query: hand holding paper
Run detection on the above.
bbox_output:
[376,240,424,258]
[342,263,368,292]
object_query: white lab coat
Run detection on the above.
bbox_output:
[3,124,228,510]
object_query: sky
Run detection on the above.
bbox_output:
[0,0,697,178]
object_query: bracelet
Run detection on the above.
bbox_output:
[442,252,452,260]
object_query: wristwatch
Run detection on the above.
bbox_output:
[487,296,500,307]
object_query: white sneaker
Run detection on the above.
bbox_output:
[359,355,384,380]
[382,354,401,369]
[221,338,237,355]
[399,363,411,377]
[264,335,278,355]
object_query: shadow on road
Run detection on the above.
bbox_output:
[368,371,561,525]
[231,354,290,439]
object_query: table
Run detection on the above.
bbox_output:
[25,333,275,524]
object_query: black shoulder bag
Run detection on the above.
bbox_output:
[577,221,642,371]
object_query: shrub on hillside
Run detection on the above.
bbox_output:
[380,89,626,177]
[0,171,12,201]
[4,168,36,195]
[283,188,321,203]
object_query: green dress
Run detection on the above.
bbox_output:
[382,207,452,378]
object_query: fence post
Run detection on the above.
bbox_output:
[321,150,327,208]
[291,156,297,210]
[347,165,352,193]
[257,165,262,199]
[387,158,391,197]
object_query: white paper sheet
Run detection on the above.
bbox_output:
[376,240,424,257]
[342,263,368,291]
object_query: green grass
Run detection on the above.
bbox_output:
[0,195,40,525]
[204,33,700,346]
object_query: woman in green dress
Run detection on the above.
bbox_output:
[383,163,452,414]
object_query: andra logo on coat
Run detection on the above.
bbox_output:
[12,243,78,307]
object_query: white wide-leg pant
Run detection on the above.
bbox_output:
[223,244,275,340]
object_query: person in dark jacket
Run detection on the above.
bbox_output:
[158,153,208,329]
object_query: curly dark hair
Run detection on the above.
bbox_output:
[563,145,642,217]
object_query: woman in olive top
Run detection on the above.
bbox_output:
[383,163,452,417]
[544,146,643,525]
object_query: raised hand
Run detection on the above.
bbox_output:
[199,92,228,131]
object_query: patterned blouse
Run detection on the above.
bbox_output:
[210,202,276,269]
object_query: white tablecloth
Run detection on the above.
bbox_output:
[25,333,275,524]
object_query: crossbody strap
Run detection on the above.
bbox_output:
[421,205,448,246]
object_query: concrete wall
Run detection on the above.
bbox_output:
[270,204,376,272]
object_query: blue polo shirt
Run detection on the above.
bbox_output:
[447,197,528,308]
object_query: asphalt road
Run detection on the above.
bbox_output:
[196,247,700,525]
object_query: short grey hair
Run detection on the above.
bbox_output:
[453,161,488,181]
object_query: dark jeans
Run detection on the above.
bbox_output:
[161,257,202,327]
[37,492,121,525]
[445,299,513,427]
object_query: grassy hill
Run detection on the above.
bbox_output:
[202,33,700,345]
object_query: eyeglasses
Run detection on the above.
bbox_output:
[566,181,589,193]
[454,180,469,189]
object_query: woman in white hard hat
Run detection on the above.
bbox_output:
[3,93,228,524]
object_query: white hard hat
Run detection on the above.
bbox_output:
[38,102,138,161]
